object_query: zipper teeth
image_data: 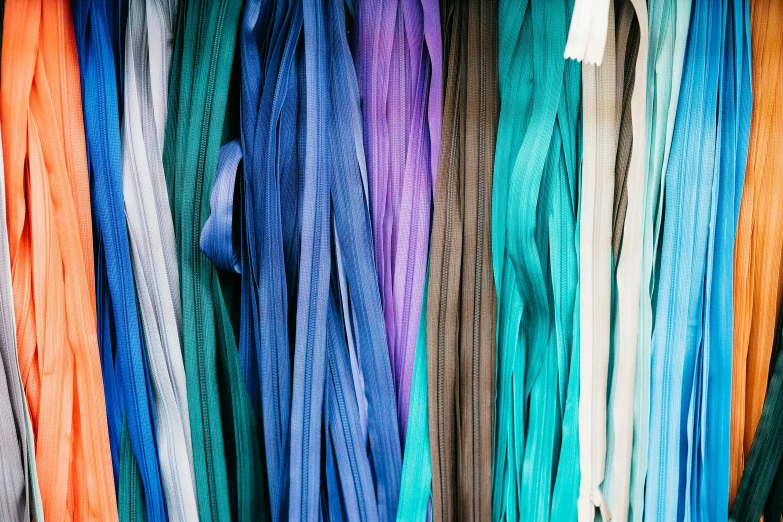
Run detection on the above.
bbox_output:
[656,30,699,516]
[266,5,299,457]
[192,1,229,518]
[327,348,366,520]
[95,25,152,483]
[437,36,462,518]
[301,8,327,515]
[472,3,486,517]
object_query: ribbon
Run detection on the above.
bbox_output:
[72,1,167,519]
[354,0,442,444]
[1,0,118,519]
[492,0,581,519]
[164,0,263,519]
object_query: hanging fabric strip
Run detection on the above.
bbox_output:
[731,252,783,521]
[1,0,118,520]
[632,0,690,519]
[324,2,403,519]
[397,273,433,521]
[72,1,167,519]
[492,0,581,520]
[354,0,442,444]
[237,1,298,518]
[427,0,498,520]
[730,0,783,508]
[163,0,263,519]
[700,0,752,520]
[285,0,331,517]
[577,2,617,520]
[122,0,200,519]
[645,1,734,520]
[0,3,39,516]
[600,1,648,521]
[0,109,37,522]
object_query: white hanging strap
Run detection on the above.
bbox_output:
[564,0,612,65]
[578,1,616,521]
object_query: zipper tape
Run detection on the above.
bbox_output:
[427,1,498,519]
[577,1,617,519]
[631,0,691,519]
[122,0,201,519]
[354,0,441,443]
[600,1,648,521]
[730,0,783,508]
[564,0,611,65]
[397,272,433,521]
[700,0,752,520]
[645,1,732,520]
[492,0,581,519]
[732,268,783,522]
[238,1,298,519]
[0,90,37,522]
[327,0,404,517]
[72,0,167,518]
[163,0,262,519]
[1,0,118,519]
[201,139,242,275]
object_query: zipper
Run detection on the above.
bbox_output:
[436,25,462,517]
[191,1,231,518]
[474,0,489,516]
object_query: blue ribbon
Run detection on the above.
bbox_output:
[72,0,166,519]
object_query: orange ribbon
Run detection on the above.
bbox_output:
[730,0,783,507]
[1,0,117,520]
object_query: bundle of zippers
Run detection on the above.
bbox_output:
[2,1,783,521]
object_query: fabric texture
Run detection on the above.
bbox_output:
[1,0,118,519]
[354,0,442,444]
[491,0,581,521]
[427,1,498,520]
[729,0,783,508]
[163,0,264,520]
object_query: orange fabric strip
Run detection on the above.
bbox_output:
[1,0,117,520]
[730,0,783,507]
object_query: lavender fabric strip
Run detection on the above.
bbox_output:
[355,0,442,443]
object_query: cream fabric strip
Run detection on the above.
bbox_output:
[578,2,617,520]
[606,0,648,520]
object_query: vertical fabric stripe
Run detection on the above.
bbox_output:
[577,2,617,520]
[601,1,648,521]
[163,0,263,520]
[427,0,498,520]
[122,0,201,519]
[354,0,441,443]
[72,1,168,519]
[730,0,783,508]
[492,1,581,519]
[632,1,690,518]
[1,0,118,519]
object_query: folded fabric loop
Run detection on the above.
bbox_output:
[591,488,613,522]
[564,0,612,65]
[201,139,243,274]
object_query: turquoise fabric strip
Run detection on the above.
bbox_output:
[397,274,433,521]
[492,1,581,520]
[645,1,736,520]
[632,0,691,519]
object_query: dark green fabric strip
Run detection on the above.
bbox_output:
[162,1,263,520]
